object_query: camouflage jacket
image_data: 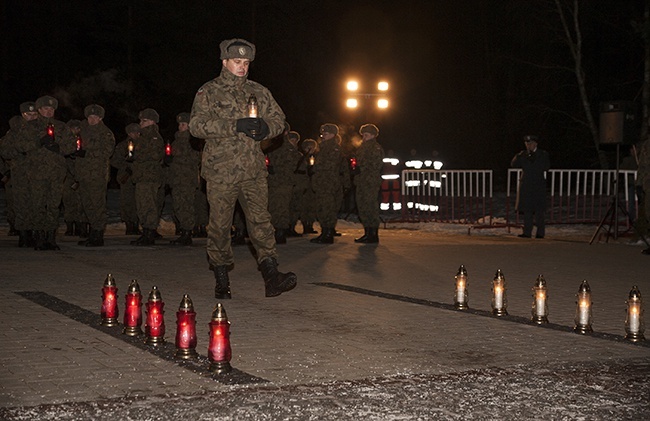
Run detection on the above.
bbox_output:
[354,138,384,188]
[131,124,164,184]
[168,130,201,188]
[189,67,286,185]
[312,136,351,191]
[13,116,75,180]
[267,138,302,187]
[75,120,115,182]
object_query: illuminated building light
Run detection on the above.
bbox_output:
[393,203,402,211]
[377,98,389,109]
[346,98,358,108]
[380,203,390,211]
[405,160,423,169]
[377,81,389,91]
[433,161,444,170]
[382,174,400,180]
[405,180,421,187]
[429,181,442,189]
[383,158,400,166]
[424,160,432,167]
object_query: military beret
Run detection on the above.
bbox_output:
[524,135,539,143]
[176,112,190,123]
[35,95,58,110]
[84,104,105,119]
[125,123,140,134]
[287,131,300,143]
[20,102,36,113]
[67,119,82,129]
[359,123,379,137]
[139,108,159,123]
[220,38,256,61]
[320,123,339,136]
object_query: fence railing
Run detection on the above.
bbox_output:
[398,170,493,224]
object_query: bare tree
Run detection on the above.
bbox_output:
[554,0,609,168]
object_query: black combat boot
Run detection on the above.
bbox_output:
[259,257,297,297]
[45,230,60,250]
[33,230,47,250]
[213,265,231,299]
[64,221,74,236]
[310,227,334,244]
[171,229,192,246]
[286,225,302,237]
[78,222,90,239]
[365,227,379,243]
[274,228,287,244]
[19,230,30,248]
[81,229,104,247]
[73,221,82,236]
[302,222,317,234]
[131,228,155,246]
[354,227,369,243]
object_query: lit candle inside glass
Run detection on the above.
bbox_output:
[309,155,315,166]
[494,285,503,309]
[628,303,640,333]
[456,279,465,303]
[578,299,590,325]
[535,290,546,317]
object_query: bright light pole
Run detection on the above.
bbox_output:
[345,79,390,117]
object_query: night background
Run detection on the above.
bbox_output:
[1,0,646,183]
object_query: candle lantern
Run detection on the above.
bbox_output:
[175,294,198,359]
[145,286,165,345]
[165,141,172,157]
[625,286,645,342]
[208,303,232,374]
[453,265,469,310]
[76,135,82,151]
[308,155,315,166]
[100,274,119,326]
[46,122,55,138]
[573,280,593,334]
[491,269,508,316]
[247,94,258,118]
[127,140,134,159]
[531,275,549,324]
[122,280,143,336]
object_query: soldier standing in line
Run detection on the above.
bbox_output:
[189,37,297,299]
[353,124,384,243]
[0,103,39,247]
[168,112,201,246]
[310,123,350,244]
[131,108,164,246]
[15,95,76,250]
[267,129,303,244]
[75,104,115,247]
[295,138,319,234]
[63,119,84,237]
[111,123,141,235]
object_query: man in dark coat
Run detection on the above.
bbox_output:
[511,135,550,238]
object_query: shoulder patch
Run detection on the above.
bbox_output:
[196,87,204,95]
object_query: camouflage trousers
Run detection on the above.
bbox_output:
[78,176,108,229]
[30,174,65,231]
[170,182,196,231]
[314,184,342,228]
[11,165,31,230]
[268,183,293,229]
[62,171,82,223]
[356,182,381,228]
[135,181,161,230]
[206,176,277,266]
[119,180,138,224]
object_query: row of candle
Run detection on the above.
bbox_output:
[100,274,232,374]
[453,265,645,342]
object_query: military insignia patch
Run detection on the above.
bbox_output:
[197,87,204,95]
[238,47,246,56]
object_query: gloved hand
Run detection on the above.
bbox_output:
[307,166,315,177]
[163,155,173,166]
[252,119,270,141]
[40,135,55,147]
[43,142,60,154]
[76,149,87,158]
[236,118,259,138]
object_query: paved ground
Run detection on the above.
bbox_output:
[0,218,649,420]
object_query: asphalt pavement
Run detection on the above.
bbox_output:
[0,218,649,420]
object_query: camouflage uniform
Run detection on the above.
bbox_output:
[111,131,139,233]
[63,120,83,236]
[75,110,115,244]
[311,127,350,242]
[267,135,302,242]
[132,122,164,234]
[354,127,385,231]
[0,117,22,235]
[189,37,296,299]
[168,120,201,241]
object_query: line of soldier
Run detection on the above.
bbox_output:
[1,97,386,248]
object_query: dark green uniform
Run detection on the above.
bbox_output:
[354,138,384,228]
[132,124,164,231]
[168,129,201,232]
[267,137,302,235]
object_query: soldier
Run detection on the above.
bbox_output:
[15,95,76,250]
[511,135,551,239]
[0,103,39,247]
[168,112,201,246]
[75,104,115,247]
[189,37,297,299]
[131,108,164,246]
[267,129,303,244]
[63,119,84,237]
[111,123,141,235]
[353,124,385,243]
[310,123,350,244]
[295,138,319,234]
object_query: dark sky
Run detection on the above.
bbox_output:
[1,0,645,173]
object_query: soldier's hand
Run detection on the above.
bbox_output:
[40,135,55,147]
[252,119,270,141]
[163,155,173,166]
[43,142,60,154]
[236,118,259,138]
[76,149,87,158]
